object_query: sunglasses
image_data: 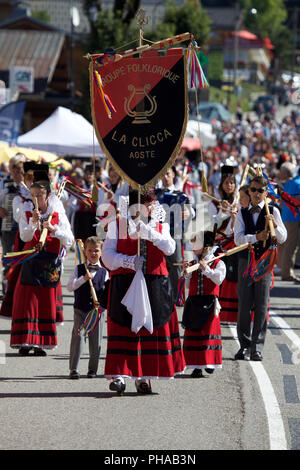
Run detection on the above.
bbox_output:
[249,187,266,194]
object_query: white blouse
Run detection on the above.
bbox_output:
[184,247,226,289]
[18,192,74,248]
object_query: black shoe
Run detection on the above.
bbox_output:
[69,370,80,379]
[135,380,152,394]
[234,348,250,360]
[205,368,215,374]
[190,368,203,378]
[109,379,126,395]
[18,347,32,356]
[87,370,97,378]
[251,351,263,361]
[33,348,47,356]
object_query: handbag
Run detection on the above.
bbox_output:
[182,295,215,331]
[21,251,62,288]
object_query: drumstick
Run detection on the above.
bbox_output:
[185,243,251,273]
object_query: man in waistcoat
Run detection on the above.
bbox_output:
[233,176,287,361]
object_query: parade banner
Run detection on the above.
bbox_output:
[0,100,26,144]
[90,48,188,189]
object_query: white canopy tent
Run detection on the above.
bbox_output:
[18,106,105,158]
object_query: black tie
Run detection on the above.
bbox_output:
[250,206,261,215]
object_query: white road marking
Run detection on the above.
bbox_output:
[270,311,300,362]
[230,325,287,450]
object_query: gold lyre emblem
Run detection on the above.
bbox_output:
[124,84,157,124]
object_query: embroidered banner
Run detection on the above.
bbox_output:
[90,49,188,190]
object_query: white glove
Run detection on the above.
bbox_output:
[136,220,162,242]
[136,220,151,240]
[121,255,144,272]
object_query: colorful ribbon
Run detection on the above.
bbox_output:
[93,70,116,119]
[187,41,209,89]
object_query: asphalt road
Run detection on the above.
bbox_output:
[0,249,300,453]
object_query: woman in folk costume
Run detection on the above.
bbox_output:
[182,226,226,378]
[101,189,185,395]
[209,165,241,324]
[1,164,67,324]
[10,174,74,356]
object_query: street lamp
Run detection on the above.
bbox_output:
[233,7,257,92]
[70,1,80,110]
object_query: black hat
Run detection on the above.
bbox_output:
[204,223,218,247]
[23,161,37,173]
[84,164,94,173]
[221,165,234,176]
[33,163,49,182]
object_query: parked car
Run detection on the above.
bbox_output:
[253,95,275,115]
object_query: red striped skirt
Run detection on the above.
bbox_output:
[183,313,222,369]
[105,308,185,379]
[10,273,58,349]
[1,270,64,325]
[219,279,238,324]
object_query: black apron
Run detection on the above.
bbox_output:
[109,274,174,329]
[21,251,62,288]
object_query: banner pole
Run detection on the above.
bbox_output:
[137,185,141,257]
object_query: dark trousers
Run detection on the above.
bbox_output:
[237,257,271,354]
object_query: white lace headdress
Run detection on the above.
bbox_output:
[119,195,166,223]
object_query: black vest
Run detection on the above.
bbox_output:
[74,263,106,312]
[239,205,274,260]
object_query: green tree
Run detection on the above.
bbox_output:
[31,9,51,24]
[83,0,141,52]
[238,0,291,69]
[144,0,211,46]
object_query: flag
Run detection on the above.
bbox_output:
[0,100,26,144]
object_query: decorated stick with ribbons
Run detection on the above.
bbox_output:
[187,39,209,193]
[75,239,103,337]
[256,165,277,245]
[185,243,251,274]
[56,179,67,199]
